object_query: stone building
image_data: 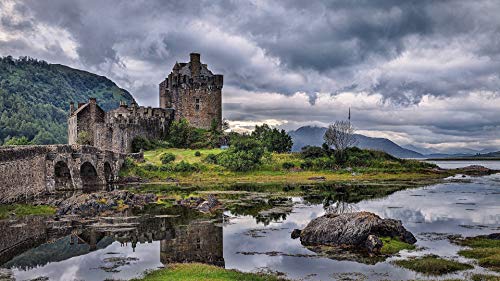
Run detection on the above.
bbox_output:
[68,98,174,153]
[68,53,223,153]
[159,53,223,130]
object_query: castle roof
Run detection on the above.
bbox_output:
[178,62,214,77]
[70,100,104,117]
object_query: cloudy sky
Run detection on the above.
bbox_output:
[1,0,499,153]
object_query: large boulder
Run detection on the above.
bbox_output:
[299,211,416,253]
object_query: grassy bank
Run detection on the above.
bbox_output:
[458,236,500,272]
[120,148,449,185]
[133,263,285,281]
[0,204,55,219]
[394,255,473,275]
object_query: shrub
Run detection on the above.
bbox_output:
[143,163,158,171]
[217,137,264,172]
[282,162,295,169]
[300,160,313,170]
[160,152,176,164]
[300,146,327,159]
[203,153,218,164]
[122,157,136,169]
[132,136,154,152]
[172,161,201,173]
[312,157,337,170]
[194,151,201,157]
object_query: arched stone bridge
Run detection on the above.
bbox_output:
[0,145,126,203]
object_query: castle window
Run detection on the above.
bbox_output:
[195,98,201,111]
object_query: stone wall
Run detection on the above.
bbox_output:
[0,145,125,203]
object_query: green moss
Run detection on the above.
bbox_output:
[394,255,473,275]
[0,204,55,219]
[458,236,500,272]
[132,263,285,281]
[380,236,416,254]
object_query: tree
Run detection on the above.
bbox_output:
[323,120,357,162]
[252,124,293,153]
[217,137,264,171]
[4,136,31,145]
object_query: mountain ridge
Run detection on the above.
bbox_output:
[288,126,423,158]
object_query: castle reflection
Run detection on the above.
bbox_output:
[1,211,224,270]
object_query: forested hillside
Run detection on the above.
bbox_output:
[0,56,135,145]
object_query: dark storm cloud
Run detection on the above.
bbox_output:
[1,0,499,151]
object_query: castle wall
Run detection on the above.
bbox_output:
[95,116,171,153]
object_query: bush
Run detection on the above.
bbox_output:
[194,151,201,157]
[282,162,295,170]
[143,163,158,171]
[172,161,201,173]
[203,153,218,164]
[300,146,327,159]
[217,137,264,172]
[300,160,313,170]
[160,152,176,164]
[312,157,337,170]
[132,136,154,153]
[122,157,136,169]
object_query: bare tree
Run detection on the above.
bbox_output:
[323,120,357,160]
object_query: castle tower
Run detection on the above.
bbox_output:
[159,53,223,130]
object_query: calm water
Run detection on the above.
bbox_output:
[1,174,499,280]
[427,159,500,169]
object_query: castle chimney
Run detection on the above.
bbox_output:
[89,97,97,104]
[69,102,74,114]
[190,53,201,77]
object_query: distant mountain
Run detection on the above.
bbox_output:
[402,144,439,155]
[0,56,135,145]
[288,126,423,159]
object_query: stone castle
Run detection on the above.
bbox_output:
[68,53,223,153]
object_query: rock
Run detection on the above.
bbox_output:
[487,233,500,240]
[299,211,416,253]
[365,234,383,254]
[291,229,301,239]
[56,190,157,217]
[196,194,221,213]
[458,165,498,176]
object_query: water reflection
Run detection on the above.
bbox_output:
[1,174,499,280]
[1,212,224,281]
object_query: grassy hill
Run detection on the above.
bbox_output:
[0,56,135,145]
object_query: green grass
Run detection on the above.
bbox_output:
[132,263,285,281]
[380,236,416,254]
[394,255,473,275]
[0,204,55,219]
[458,236,500,272]
[471,274,500,281]
[144,148,223,165]
[121,148,449,185]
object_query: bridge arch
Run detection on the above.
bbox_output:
[80,161,98,190]
[54,161,73,190]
